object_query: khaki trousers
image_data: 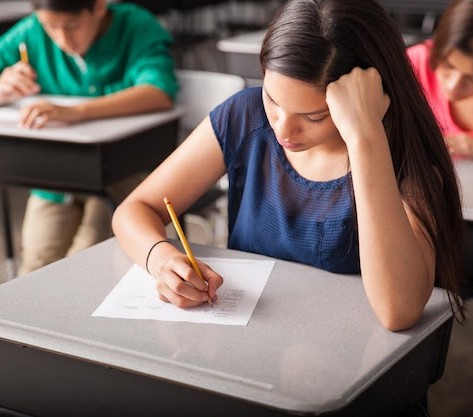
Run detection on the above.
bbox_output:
[18,195,112,275]
[18,173,147,276]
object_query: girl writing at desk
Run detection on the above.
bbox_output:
[113,0,465,340]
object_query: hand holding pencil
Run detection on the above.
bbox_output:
[156,197,223,308]
[0,42,39,104]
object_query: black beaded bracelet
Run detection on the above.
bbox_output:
[145,240,171,274]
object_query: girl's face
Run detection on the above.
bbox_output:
[436,48,473,102]
[36,0,107,57]
[262,70,342,153]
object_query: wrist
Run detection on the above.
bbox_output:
[345,122,388,152]
[73,102,90,123]
[145,240,173,275]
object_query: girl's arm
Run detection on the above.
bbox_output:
[112,117,225,308]
[326,67,435,331]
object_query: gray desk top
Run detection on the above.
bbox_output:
[216,29,420,56]
[0,95,186,144]
[217,30,265,55]
[0,1,32,21]
[0,239,452,414]
[455,159,473,221]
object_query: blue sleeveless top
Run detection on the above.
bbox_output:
[210,87,360,274]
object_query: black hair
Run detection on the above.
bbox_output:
[30,0,97,13]
[431,0,473,68]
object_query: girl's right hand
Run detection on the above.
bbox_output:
[447,133,473,158]
[148,244,223,308]
[0,62,40,104]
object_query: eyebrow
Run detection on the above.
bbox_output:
[263,86,330,116]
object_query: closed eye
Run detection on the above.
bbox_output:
[263,91,276,105]
[306,115,329,124]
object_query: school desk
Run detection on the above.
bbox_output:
[455,159,473,221]
[377,0,448,15]
[217,29,265,80]
[0,96,186,279]
[216,26,430,81]
[0,238,453,417]
[0,1,32,34]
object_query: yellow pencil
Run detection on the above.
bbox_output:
[19,42,29,64]
[164,197,211,303]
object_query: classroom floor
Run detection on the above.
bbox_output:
[0,185,472,416]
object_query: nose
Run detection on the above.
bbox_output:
[273,111,299,141]
[445,72,463,96]
[53,29,75,51]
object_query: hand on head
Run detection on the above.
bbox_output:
[326,67,391,144]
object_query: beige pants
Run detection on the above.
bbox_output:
[18,173,147,276]
[18,195,112,275]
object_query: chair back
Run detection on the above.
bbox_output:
[175,69,246,139]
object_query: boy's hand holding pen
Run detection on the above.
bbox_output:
[0,42,39,104]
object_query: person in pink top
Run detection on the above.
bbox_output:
[407,0,473,159]
[409,0,473,299]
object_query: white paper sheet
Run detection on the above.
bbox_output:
[0,96,90,125]
[92,258,275,325]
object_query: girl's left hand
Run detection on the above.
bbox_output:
[326,67,390,144]
[19,100,82,129]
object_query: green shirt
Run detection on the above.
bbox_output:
[0,2,178,203]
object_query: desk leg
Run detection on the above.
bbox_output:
[0,188,16,280]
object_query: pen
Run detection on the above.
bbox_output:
[164,197,211,303]
[19,42,29,64]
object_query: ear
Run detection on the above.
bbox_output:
[93,0,108,19]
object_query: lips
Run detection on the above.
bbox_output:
[277,137,302,150]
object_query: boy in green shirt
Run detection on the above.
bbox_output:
[0,0,178,275]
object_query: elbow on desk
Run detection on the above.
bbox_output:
[375,305,424,332]
[111,202,127,236]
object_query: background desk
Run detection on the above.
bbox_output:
[217,30,265,80]
[455,159,473,221]
[216,25,430,81]
[0,239,453,417]
[0,99,185,278]
[0,1,32,34]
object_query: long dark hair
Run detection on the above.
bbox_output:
[31,0,96,12]
[260,0,465,322]
[431,0,473,68]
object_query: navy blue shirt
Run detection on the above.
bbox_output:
[210,87,360,274]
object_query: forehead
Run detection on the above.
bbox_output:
[263,70,327,113]
[36,9,90,25]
